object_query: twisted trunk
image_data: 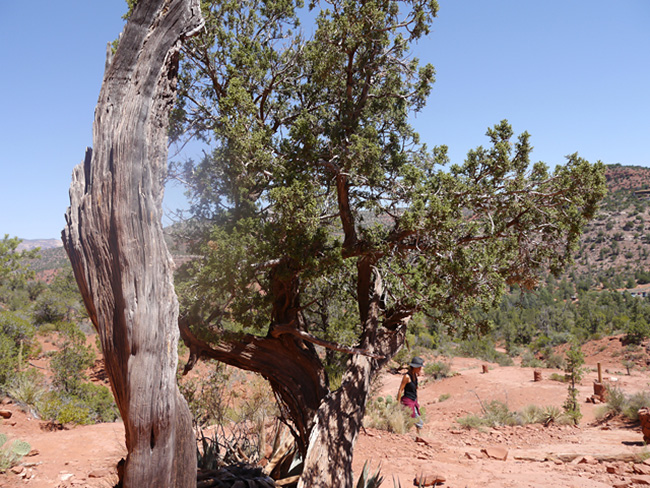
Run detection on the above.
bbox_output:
[62,1,203,486]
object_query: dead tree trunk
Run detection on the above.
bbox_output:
[62,1,203,486]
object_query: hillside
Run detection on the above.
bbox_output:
[566,165,650,287]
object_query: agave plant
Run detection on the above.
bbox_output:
[356,461,384,488]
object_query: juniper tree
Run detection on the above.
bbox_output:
[171,1,606,486]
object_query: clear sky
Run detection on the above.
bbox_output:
[1,1,648,240]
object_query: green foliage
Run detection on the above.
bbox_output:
[50,322,94,394]
[37,382,119,425]
[423,360,453,380]
[457,402,567,430]
[563,342,585,425]
[599,386,650,423]
[456,336,513,366]
[0,433,31,472]
[520,350,543,368]
[0,235,39,294]
[624,317,650,345]
[0,311,35,387]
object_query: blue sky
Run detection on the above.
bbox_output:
[1,1,648,240]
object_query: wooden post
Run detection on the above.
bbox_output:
[482,364,489,374]
[597,362,602,383]
[533,370,542,382]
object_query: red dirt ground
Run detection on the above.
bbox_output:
[2,336,650,488]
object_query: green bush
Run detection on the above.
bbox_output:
[520,350,543,368]
[50,322,94,394]
[0,310,35,386]
[424,361,452,380]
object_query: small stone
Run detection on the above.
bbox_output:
[631,475,650,486]
[0,409,12,419]
[634,464,650,475]
[464,452,476,460]
[11,465,25,475]
[60,473,74,481]
[480,446,508,461]
[27,449,39,457]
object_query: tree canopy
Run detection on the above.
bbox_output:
[171,1,606,485]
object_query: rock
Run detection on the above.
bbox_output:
[414,473,446,486]
[0,409,12,419]
[635,464,650,475]
[415,436,431,445]
[480,447,508,461]
[88,468,111,478]
[60,473,74,481]
[464,452,476,460]
[612,483,631,488]
[27,449,39,457]
[631,476,650,486]
[10,465,25,475]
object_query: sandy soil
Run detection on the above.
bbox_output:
[2,336,650,488]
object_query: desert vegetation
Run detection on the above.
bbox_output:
[6,0,650,486]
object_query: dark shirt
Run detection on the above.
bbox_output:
[402,371,418,401]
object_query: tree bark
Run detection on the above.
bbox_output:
[298,269,407,488]
[62,1,203,486]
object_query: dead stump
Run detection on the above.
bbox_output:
[481,364,489,374]
[533,370,542,382]
[593,381,608,403]
[639,408,650,444]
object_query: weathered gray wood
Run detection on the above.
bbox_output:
[62,1,203,486]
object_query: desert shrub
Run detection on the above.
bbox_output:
[544,352,565,370]
[0,310,35,386]
[4,370,46,407]
[520,349,543,368]
[482,400,519,427]
[424,361,452,380]
[31,291,68,325]
[549,373,569,382]
[456,413,486,430]
[38,392,94,425]
[458,402,566,430]
[75,382,120,422]
[625,318,650,345]
[456,337,512,365]
[50,322,94,394]
[518,404,545,424]
[604,385,627,415]
[623,391,650,422]
[438,393,451,402]
[365,396,418,434]
[0,434,31,473]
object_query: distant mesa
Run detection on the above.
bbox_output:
[17,238,63,251]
